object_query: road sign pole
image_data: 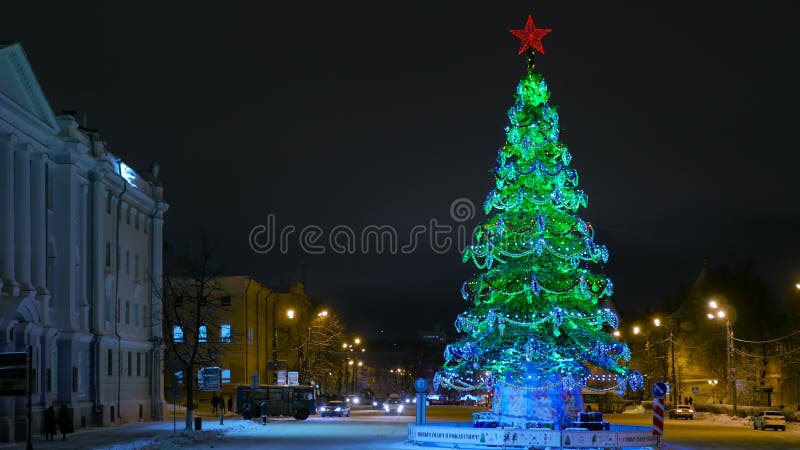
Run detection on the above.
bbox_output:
[652,381,667,447]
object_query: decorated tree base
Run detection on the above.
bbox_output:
[491,374,580,430]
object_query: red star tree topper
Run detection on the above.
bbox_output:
[510,15,551,55]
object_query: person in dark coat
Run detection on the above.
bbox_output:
[211,394,219,414]
[242,403,251,420]
[56,404,72,441]
[43,406,56,441]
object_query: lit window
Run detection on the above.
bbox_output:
[221,324,231,343]
[222,369,231,384]
[173,326,183,343]
[174,370,183,385]
[199,325,207,343]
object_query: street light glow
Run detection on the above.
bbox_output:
[318,310,329,317]
[613,330,621,337]
[653,318,661,327]
[707,313,715,319]
[717,310,726,318]
[286,309,295,319]
[348,360,354,366]
[354,338,361,345]
[632,326,641,335]
[708,300,718,309]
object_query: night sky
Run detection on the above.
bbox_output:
[6,1,800,339]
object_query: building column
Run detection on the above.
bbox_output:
[0,134,17,294]
[13,143,32,292]
[30,154,47,295]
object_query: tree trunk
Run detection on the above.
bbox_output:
[185,365,194,432]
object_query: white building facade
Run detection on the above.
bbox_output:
[0,43,167,442]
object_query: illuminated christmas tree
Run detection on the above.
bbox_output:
[435,15,642,428]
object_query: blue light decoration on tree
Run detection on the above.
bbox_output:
[435,15,643,429]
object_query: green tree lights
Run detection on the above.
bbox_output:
[436,16,642,428]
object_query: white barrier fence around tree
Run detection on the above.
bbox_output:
[408,423,659,449]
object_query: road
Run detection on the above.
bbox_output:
[3,406,798,449]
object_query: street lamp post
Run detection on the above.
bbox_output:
[707,300,736,416]
[271,296,295,383]
[653,317,678,408]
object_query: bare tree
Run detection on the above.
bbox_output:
[160,237,227,432]
[303,310,346,391]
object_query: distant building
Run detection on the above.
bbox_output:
[0,43,167,442]
[163,278,312,405]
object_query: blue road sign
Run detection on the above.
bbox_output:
[653,382,668,398]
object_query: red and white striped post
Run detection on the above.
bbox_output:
[652,396,664,436]
[652,381,667,446]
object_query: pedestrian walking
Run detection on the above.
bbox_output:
[56,404,73,441]
[243,403,251,420]
[688,396,693,406]
[211,393,219,414]
[43,406,56,441]
[260,400,268,425]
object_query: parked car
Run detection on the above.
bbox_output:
[384,398,405,415]
[668,405,694,420]
[372,398,386,410]
[319,400,351,417]
[753,411,786,431]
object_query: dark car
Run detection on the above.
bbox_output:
[319,401,351,418]
[384,398,405,415]
[372,398,386,410]
[668,405,694,420]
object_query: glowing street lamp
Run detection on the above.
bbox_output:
[707,299,736,415]
[632,325,641,335]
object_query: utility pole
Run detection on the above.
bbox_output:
[670,331,677,408]
[727,320,737,416]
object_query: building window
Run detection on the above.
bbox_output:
[72,367,78,392]
[105,242,111,268]
[46,368,52,392]
[173,326,183,343]
[134,303,139,326]
[220,324,231,343]
[125,250,130,274]
[144,218,148,234]
[143,305,148,328]
[106,191,112,214]
[222,369,231,384]
[145,353,150,378]
[125,301,130,324]
[199,325,207,343]
[174,370,183,385]
[135,213,140,230]
[136,353,141,376]
[134,254,139,279]
[107,349,113,375]
[221,296,231,306]
[248,327,253,345]
[127,352,132,376]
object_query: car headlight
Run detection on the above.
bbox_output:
[413,398,417,403]
[373,401,377,406]
[320,407,326,411]
[384,405,389,411]
[354,398,359,404]
[398,405,404,412]
[335,407,341,412]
